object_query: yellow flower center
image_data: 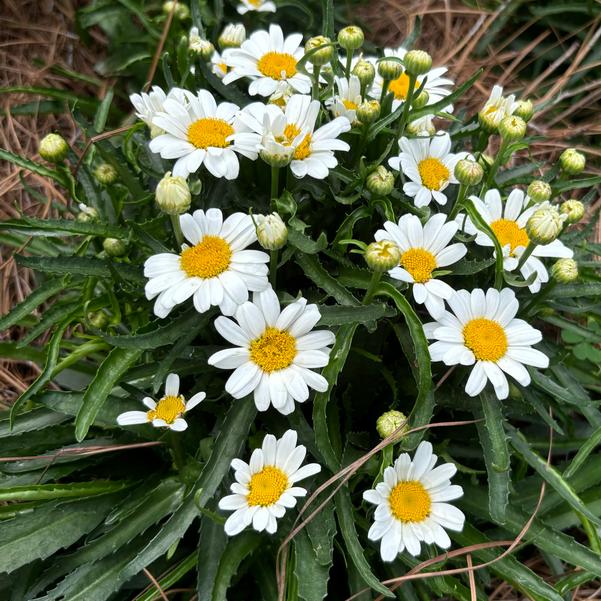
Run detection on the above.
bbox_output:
[463,318,508,362]
[147,395,186,425]
[250,327,297,372]
[418,157,450,191]
[257,52,298,80]
[218,62,228,74]
[389,480,431,523]
[179,235,232,279]
[400,248,437,283]
[247,466,289,506]
[388,72,411,100]
[490,218,529,255]
[279,123,301,146]
[248,0,263,6]
[342,99,358,110]
[293,134,312,160]
[187,118,234,149]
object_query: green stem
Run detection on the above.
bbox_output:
[363,271,382,305]
[483,138,509,191]
[448,183,468,220]
[312,65,321,100]
[269,249,278,288]
[169,431,186,472]
[344,50,353,79]
[578,512,601,555]
[270,165,280,211]
[379,79,390,105]
[396,73,417,140]
[516,241,537,271]
[169,214,184,247]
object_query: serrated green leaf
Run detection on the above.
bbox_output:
[564,425,601,480]
[451,256,496,275]
[0,217,128,238]
[0,480,131,502]
[316,303,395,326]
[0,408,68,438]
[296,254,360,306]
[295,528,331,601]
[197,517,228,601]
[288,228,328,254]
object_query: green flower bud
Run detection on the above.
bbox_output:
[103,237,127,257]
[156,171,191,215]
[377,57,403,81]
[189,28,215,60]
[352,59,375,88]
[366,166,394,196]
[498,115,527,142]
[412,89,429,109]
[527,180,552,203]
[94,163,118,186]
[260,147,294,168]
[39,133,68,163]
[454,159,484,186]
[478,109,500,133]
[551,258,578,283]
[376,410,408,440]
[514,99,534,122]
[365,240,401,272]
[560,199,585,224]
[559,148,586,175]
[526,204,565,245]
[256,213,288,250]
[218,23,245,49]
[403,49,432,76]
[356,99,380,124]
[337,25,364,51]
[76,203,99,223]
[305,35,333,66]
[162,1,189,20]
[87,311,109,329]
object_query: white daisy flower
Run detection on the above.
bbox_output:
[326,75,362,123]
[210,49,229,79]
[223,24,311,97]
[375,214,467,318]
[130,86,192,127]
[424,288,550,399]
[144,208,270,318]
[116,373,204,432]
[148,90,261,179]
[218,429,321,535]
[373,47,454,113]
[237,0,276,14]
[458,189,574,293]
[363,441,464,561]
[389,132,467,208]
[208,288,335,415]
[479,85,518,129]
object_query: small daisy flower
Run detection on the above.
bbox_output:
[237,0,276,14]
[458,189,574,293]
[149,90,261,179]
[208,288,335,415]
[130,86,193,129]
[144,208,270,318]
[116,373,204,432]
[389,132,467,208]
[223,24,310,97]
[424,288,550,399]
[375,214,467,318]
[219,429,320,535]
[363,441,465,561]
[326,75,362,123]
[479,85,518,129]
[211,50,229,79]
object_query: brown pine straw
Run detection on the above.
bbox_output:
[143,567,170,601]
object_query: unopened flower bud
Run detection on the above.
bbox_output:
[514,99,534,122]
[39,133,68,163]
[551,258,578,283]
[305,35,333,66]
[478,110,499,133]
[366,166,394,196]
[87,311,109,329]
[77,203,99,223]
[376,410,408,440]
[337,26,364,51]
[377,58,403,81]
[189,27,214,60]
[559,148,586,175]
[162,1,189,20]
[156,171,191,215]
[103,237,127,257]
[526,204,565,245]
[94,163,118,186]
[365,240,401,272]
[218,23,245,49]
[256,213,288,250]
[412,89,429,109]
[499,115,527,141]
[352,59,375,88]
[356,99,380,124]
[406,118,435,137]
[527,180,552,203]
[454,159,483,186]
[560,199,585,224]
[403,49,432,76]
[260,147,294,168]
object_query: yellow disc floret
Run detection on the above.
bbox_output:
[389,480,432,523]
[250,327,297,372]
[490,219,529,255]
[418,158,450,191]
[462,318,508,362]
[293,134,312,160]
[389,72,411,100]
[257,52,298,80]
[187,118,234,149]
[247,466,289,506]
[400,248,437,283]
[147,395,186,424]
[180,236,232,279]
[342,99,358,110]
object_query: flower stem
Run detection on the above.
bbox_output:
[379,79,390,105]
[345,50,353,79]
[269,249,279,288]
[396,73,417,140]
[516,241,536,271]
[169,431,185,472]
[578,512,601,555]
[363,271,382,305]
[483,138,509,191]
[270,165,280,211]
[312,65,321,100]
[169,214,184,247]
[448,183,467,220]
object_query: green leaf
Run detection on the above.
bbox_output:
[530,368,590,408]
[564,425,601,479]
[197,517,228,601]
[295,528,331,601]
[542,314,601,343]
[0,148,71,189]
[0,408,68,437]
[288,228,328,254]
[451,256,496,275]
[136,553,196,601]
[0,480,131,502]
[551,283,601,298]
[553,175,601,193]
[74,347,143,441]
[93,88,114,133]
[0,217,128,238]
[321,0,334,38]
[477,390,510,524]
[316,303,395,326]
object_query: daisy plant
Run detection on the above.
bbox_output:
[3,7,601,601]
